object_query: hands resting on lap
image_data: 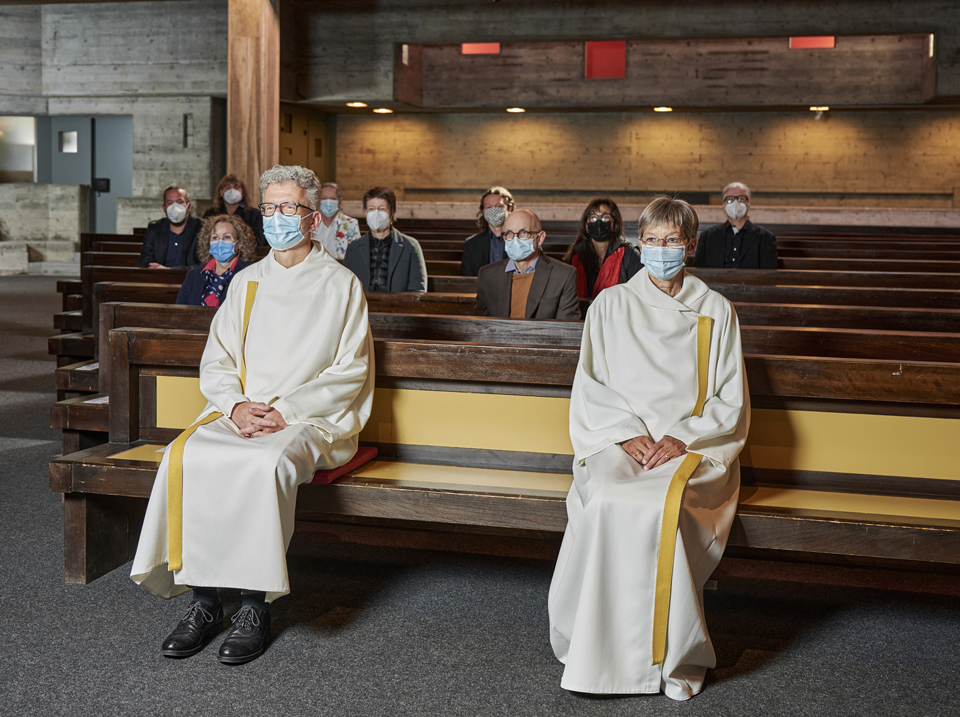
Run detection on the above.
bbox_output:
[619,435,687,472]
[230,402,288,438]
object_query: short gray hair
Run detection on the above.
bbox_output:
[321,182,343,201]
[722,182,751,201]
[259,165,321,210]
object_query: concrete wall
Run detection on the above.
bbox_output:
[0,6,44,115]
[334,111,960,208]
[0,183,89,242]
[0,1,228,233]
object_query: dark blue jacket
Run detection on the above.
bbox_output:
[176,259,253,306]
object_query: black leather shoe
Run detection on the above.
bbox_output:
[161,601,224,658]
[218,605,271,665]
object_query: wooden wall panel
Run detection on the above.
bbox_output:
[228,0,280,206]
[334,111,960,208]
[417,36,925,109]
[290,0,960,102]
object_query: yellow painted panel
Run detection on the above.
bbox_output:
[156,376,206,429]
[359,388,574,455]
[148,377,959,481]
[740,487,960,522]
[112,444,166,462]
[741,409,960,482]
[349,460,571,497]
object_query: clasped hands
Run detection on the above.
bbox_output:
[230,401,288,438]
[619,435,687,471]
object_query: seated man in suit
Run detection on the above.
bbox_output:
[476,209,580,320]
[343,186,427,292]
[461,186,515,276]
[139,184,203,269]
[692,182,777,269]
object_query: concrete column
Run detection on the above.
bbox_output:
[228,0,280,206]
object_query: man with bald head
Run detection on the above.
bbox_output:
[475,209,580,320]
[692,181,778,269]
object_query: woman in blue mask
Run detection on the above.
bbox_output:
[177,215,257,306]
[549,196,749,701]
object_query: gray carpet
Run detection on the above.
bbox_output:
[0,274,957,717]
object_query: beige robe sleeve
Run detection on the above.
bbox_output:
[197,274,250,420]
[665,303,749,471]
[269,280,374,443]
[569,297,651,466]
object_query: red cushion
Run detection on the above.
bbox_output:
[308,446,379,485]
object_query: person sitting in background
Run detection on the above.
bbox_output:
[563,198,642,299]
[461,187,515,277]
[344,186,427,292]
[176,214,257,306]
[692,182,777,269]
[203,174,265,245]
[139,184,203,269]
[476,209,580,320]
[311,182,360,260]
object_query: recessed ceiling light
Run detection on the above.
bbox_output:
[373,108,393,114]
[809,106,830,112]
[653,107,673,112]
[346,102,367,108]
[506,107,526,113]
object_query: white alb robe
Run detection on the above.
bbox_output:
[131,243,374,602]
[548,268,749,700]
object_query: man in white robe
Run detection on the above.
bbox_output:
[549,196,749,700]
[131,165,374,664]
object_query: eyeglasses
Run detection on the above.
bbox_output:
[639,236,688,247]
[258,202,314,217]
[722,195,749,205]
[502,229,540,241]
[586,213,614,223]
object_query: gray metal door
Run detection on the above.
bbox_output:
[93,117,133,234]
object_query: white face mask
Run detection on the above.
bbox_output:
[724,200,748,221]
[366,209,391,233]
[223,188,243,205]
[165,202,188,224]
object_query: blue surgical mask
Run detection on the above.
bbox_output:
[320,199,339,218]
[505,237,536,262]
[641,245,687,281]
[263,211,309,251]
[209,239,236,263]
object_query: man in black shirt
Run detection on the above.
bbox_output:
[138,184,203,269]
[692,182,777,269]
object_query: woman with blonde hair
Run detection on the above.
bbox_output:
[176,214,258,306]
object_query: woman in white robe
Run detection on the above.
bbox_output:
[131,165,374,664]
[549,196,749,700]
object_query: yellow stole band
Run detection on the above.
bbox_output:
[651,314,712,666]
[167,281,258,572]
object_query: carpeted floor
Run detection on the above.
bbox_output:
[1,274,958,717]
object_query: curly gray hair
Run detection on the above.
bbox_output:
[259,165,321,210]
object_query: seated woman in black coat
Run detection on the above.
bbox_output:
[176,214,257,306]
[203,174,266,245]
[563,197,642,300]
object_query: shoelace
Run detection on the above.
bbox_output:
[231,606,262,632]
[180,601,215,625]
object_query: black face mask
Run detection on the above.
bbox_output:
[586,220,612,242]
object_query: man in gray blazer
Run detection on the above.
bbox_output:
[343,186,428,292]
[475,209,580,320]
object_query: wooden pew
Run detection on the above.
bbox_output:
[52,303,960,454]
[50,325,960,583]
